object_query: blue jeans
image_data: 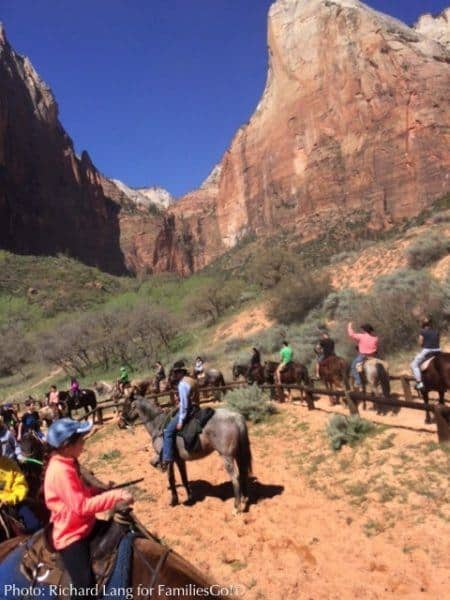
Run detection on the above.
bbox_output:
[411,348,441,382]
[162,412,180,462]
[351,354,365,387]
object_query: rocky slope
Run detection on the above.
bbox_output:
[154,0,450,267]
[112,179,174,210]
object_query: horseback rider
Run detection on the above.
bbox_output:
[193,356,205,380]
[48,384,63,418]
[0,434,40,534]
[161,366,199,470]
[275,341,293,384]
[117,365,131,395]
[411,317,441,390]
[315,331,335,378]
[247,347,261,380]
[44,418,134,596]
[154,361,166,393]
[0,416,23,463]
[0,403,19,435]
[17,399,43,442]
[69,377,81,406]
[347,322,378,389]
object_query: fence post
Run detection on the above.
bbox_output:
[400,377,413,403]
[96,408,103,425]
[344,391,359,416]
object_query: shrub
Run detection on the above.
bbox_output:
[326,414,375,451]
[247,248,304,290]
[405,233,450,269]
[268,272,332,324]
[226,385,277,423]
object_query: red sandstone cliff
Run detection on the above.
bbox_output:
[155,0,450,267]
[1,1,449,277]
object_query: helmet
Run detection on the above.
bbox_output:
[47,418,92,449]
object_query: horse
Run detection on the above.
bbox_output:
[232,363,265,385]
[18,431,50,527]
[357,359,391,413]
[419,353,450,424]
[121,395,252,513]
[0,511,214,596]
[168,368,227,401]
[318,355,350,405]
[264,361,310,402]
[47,389,97,419]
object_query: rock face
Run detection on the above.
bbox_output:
[415,8,450,51]
[2,1,450,277]
[112,179,175,211]
[0,25,128,274]
[155,0,450,266]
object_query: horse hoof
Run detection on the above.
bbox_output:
[170,497,179,507]
[183,496,195,506]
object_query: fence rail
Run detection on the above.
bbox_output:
[73,377,450,444]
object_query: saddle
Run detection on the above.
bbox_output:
[420,353,440,372]
[177,407,215,453]
[20,518,126,590]
[356,357,389,372]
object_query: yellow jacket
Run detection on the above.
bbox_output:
[0,456,28,505]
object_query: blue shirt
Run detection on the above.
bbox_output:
[177,380,192,424]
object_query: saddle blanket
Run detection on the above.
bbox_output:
[178,407,215,453]
[0,532,135,599]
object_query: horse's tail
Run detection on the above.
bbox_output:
[236,417,253,498]
[218,372,226,392]
[87,390,97,409]
[376,363,390,398]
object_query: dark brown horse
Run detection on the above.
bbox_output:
[46,389,97,419]
[420,353,450,424]
[318,355,350,405]
[264,361,310,401]
[232,363,265,385]
[0,513,214,596]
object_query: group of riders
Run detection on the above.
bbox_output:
[0,316,444,596]
[241,318,441,392]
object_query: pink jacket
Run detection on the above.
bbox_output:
[347,323,378,355]
[44,454,126,550]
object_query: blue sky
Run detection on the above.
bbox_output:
[2,0,448,196]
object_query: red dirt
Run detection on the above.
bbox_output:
[84,400,450,599]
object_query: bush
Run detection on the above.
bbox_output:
[246,248,304,290]
[268,272,332,324]
[328,270,447,356]
[405,233,450,269]
[326,414,375,451]
[226,385,277,423]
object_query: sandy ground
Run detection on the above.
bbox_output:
[83,398,450,600]
[213,306,274,344]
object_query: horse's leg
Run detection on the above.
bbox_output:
[167,463,179,507]
[438,388,445,405]
[223,456,241,514]
[176,459,193,505]
[422,390,432,425]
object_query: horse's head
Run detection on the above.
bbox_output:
[20,431,46,461]
[168,368,186,388]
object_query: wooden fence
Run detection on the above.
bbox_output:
[75,377,450,444]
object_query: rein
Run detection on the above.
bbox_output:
[22,457,44,467]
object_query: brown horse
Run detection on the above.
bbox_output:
[420,353,450,424]
[0,513,215,596]
[318,355,350,405]
[264,361,310,402]
[232,363,265,385]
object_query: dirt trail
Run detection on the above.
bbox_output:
[85,401,450,599]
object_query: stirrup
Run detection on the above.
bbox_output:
[160,461,172,472]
